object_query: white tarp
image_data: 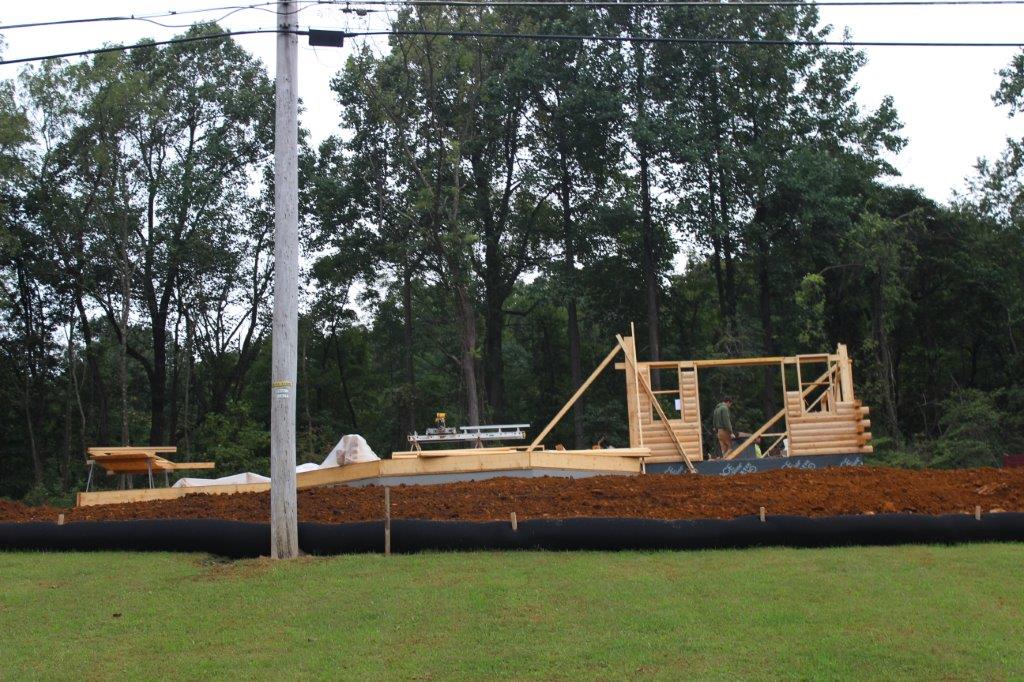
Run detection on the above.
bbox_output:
[171,434,380,488]
[173,472,270,488]
[322,434,380,467]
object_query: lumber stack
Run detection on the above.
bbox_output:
[786,397,872,456]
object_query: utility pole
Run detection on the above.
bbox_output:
[270,0,299,559]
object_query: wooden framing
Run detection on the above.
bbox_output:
[615,338,872,461]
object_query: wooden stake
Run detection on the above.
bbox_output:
[384,486,391,556]
[975,505,981,521]
[510,512,518,531]
[759,507,766,522]
[57,513,65,526]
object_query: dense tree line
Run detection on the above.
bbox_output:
[2,10,1023,502]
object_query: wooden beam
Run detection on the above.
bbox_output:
[837,343,855,402]
[526,344,623,453]
[615,355,812,370]
[164,462,216,470]
[616,335,697,473]
[622,332,643,448]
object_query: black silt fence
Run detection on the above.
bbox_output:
[2,514,1023,558]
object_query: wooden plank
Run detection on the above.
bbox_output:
[789,418,868,429]
[616,356,789,370]
[629,332,643,448]
[790,409,866,421]
[780,361,792,458]
[789,436,871,447]
[535,448,653,459]
[788,423,866,434]
[77,482,271,507]
[625,339,640,448]
[412,448,517,458]
[837,343,855,402]
[616,335,697,472]
[87,446,177,454]
[530,451,642,473]
[390,445,540,457]
[526,344,622,453]
[789,445,873,456]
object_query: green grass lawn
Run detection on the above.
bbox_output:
[2,545,1023,680]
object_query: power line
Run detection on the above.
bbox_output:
[317,0,1024,6]
[0,2,381,33]
[1,23,1019,67]
[0,5,274,31]
[348,28,1023,46]
[0,29,296,67]
[2,0,1023,33]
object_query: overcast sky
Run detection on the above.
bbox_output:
[2,1,1022,203]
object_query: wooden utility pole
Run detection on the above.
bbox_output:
[270,0,299,559]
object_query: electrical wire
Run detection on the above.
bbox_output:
[3,0,1024,33]
[348,28,1023,46]
[2,21,1021,68]
[0,29,298,67]
[0,2,381,33]
[304,0,1024,6]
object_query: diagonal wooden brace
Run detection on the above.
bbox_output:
[616,335,696,474]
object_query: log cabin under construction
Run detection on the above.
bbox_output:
[75,332,871,507]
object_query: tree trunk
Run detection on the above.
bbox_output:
[401,263,416,436]
[301,327,314,459]
[483,299,506,422]
[119,264,131,446]
[168,318,180,444]
[872,276,901,439]
[635,44,661,384]
[76,296,108,444]
[720,179,737,327]
[455,283,481,426]
[332,332,359,431]
[67,324,87,490]
[707,171,728,323]
[182,314,193,456]
[148,317,167,445]
[560,160,584,448]
[710,66,737,329]
[755,232,777,420]
[23,374,43,487]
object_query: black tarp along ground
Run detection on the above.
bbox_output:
[2,514,1024,558]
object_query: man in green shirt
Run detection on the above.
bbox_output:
[712,397,736,458]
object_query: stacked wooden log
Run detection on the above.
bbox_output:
[635,366,703,461]
[786,395,872,456]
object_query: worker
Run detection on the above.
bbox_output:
[712,396,737,458]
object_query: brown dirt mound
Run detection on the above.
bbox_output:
[4,466,1024,524]
[0,499,65,523]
